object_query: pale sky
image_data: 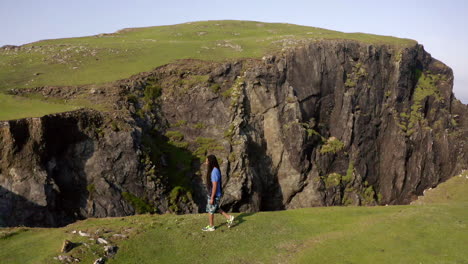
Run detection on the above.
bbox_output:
[1,0,467,103]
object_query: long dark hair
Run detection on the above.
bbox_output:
[206,154,220,191]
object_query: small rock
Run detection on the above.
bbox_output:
[104,245,118,257]
[112,234,127,238]
[71,230,77,234]
[97,237,109,244]
[61,240,74,253]
[78,230,90,237]
[56,255,79,263]
[262,55,276,63]
[93,257,105,264]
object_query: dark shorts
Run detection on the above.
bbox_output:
[206,196,221,214]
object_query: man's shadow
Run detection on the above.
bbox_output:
[215,212,255,229]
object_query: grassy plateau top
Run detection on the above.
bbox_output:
[0,20,417,120]
[0,20,416,91]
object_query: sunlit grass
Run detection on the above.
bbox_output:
[0,93,79,121]
[0,171,466,263]
[0,20,416,91]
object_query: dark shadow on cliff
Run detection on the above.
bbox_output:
[0,186,57,227]
[230,83,285,211]
[141,130,204,214]
[40,114,97,225]
[0,111,99,227]
[248,137,285,211]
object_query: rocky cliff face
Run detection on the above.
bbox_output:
[1,40,467,226]
[0,110,187,227]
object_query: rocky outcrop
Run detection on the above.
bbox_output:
[1,40,467,226]
[143,41,467,211]
[0,110,191,227]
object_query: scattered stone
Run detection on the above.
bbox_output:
[78,230,90,237]
[1,45,18,50]
[262,55,276,63]
[61,240,74,253]
[97,237,109,244]
[112,234,127,238]
[93,257,106,264]
[71,230,77,234]
[216,40,243,52]
[104,245,118,257]
[56,255,80,263]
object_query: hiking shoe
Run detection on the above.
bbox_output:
[227,215,235,227]
[202,225,215,232]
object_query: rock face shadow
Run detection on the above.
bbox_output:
[0,112,98,227]
[0,185,52,227]
[249,140,285,211]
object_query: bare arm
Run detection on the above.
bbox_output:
[210,181,218,204]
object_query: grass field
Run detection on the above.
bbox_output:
[0,20,416,92]
[0,93,79,121]
[0,21,417,121]
[0,170,466,264]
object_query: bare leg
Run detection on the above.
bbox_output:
[209,213,214,227]
[219,209,231,219]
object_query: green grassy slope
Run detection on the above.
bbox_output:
[0,93,79,120]
[0,20,416,91]
[0,21,416,121]
[0,171,466,264]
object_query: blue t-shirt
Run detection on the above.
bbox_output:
[211,167,222,197]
